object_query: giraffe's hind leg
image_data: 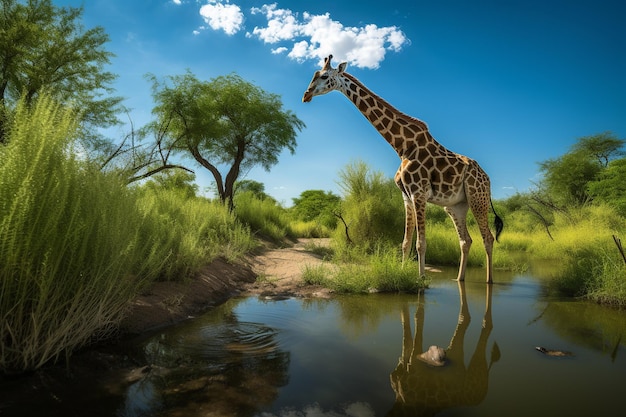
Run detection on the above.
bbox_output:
[467,192,495,283]
[465,162,496,283]
[471,202,495,283]
[445,202,472,281]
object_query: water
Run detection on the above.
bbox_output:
[3,266,626,416]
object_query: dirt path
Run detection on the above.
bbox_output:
[243,238,333,299]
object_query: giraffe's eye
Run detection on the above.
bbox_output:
[320,74,329,80]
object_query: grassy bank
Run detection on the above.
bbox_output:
[489,203,626,306]
[0,97,255,374]
[302,241,428,294]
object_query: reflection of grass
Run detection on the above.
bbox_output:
[302,244,428,294]
[541,300,626,354]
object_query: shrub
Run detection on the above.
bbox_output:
[334,161,405,246]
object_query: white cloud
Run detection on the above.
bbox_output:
[198,1,244,36]
[271,46,288,54]
[248,3,409,69]
[193,2,409,68]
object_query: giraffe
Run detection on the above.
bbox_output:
[302,55,503,282]
[387,283,500,416]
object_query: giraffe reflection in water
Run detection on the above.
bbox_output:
[388,283,500,416]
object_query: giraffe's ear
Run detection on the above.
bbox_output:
[338,62,347,73]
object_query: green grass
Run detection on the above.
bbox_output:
[302,243,428,294]
[289,219,332,238]
[137,189,255,280]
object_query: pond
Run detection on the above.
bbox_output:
[3,265,626,416]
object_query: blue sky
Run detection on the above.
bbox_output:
[59,0,625,204]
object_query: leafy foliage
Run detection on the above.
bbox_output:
[146,72,305,208]
[537,132,624,206]
[0,0,122,144]
[587,158,626,216]
[143,170,199,199]
[291,189,341,229]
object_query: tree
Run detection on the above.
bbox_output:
[570,131,625,167]
[0,0,122,144]
[537,150,601,205]
[537,132,625,206]
[235,179,271,200]
[147,72,304,209]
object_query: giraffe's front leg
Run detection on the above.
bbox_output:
[413,199,427,278]
[400,192,415,264]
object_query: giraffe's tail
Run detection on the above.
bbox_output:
[491,200,504,242]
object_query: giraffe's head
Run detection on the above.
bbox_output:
[302,54,347,103]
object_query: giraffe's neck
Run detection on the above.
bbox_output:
[338,72,440,159]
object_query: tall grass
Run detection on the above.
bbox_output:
[289,219,332,238]
[136,189,255,279]
[303,242,428,293]
[0,96,256,374]
[0,97,164,373]
[233,191,294,241]
[537,207,626,303]
[499,204,626,303]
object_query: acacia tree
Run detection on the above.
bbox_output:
[147,72,304,209]
[0,0,122,144]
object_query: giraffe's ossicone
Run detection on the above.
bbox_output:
[303,55,503,283]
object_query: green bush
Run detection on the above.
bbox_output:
[550,238,626,303]
[0,96,256,374]
[334,161,405,246]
